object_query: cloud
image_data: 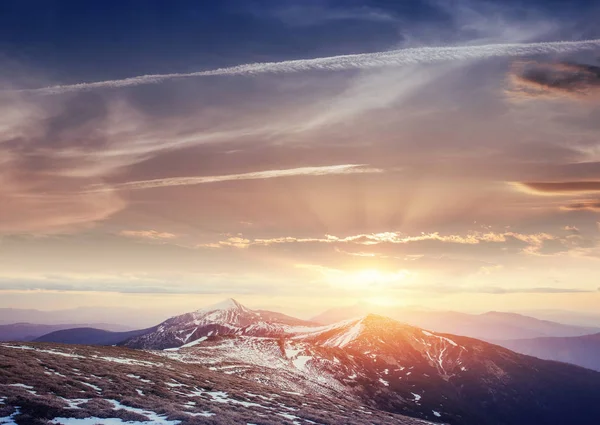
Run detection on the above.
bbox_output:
[402,285,595,294]
[107,164,382,190]
[0,92,128,234]
[13,39,600,95]
[515,181,600,194]
[508,61,600,100]
[561,200,600,212]
[202,230,561,256]
[298,263,594,294]
[119,230,177,240]
[0,271,324,296]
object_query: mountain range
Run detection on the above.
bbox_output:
[3,299,600,424]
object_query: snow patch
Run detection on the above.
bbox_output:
[81,382,101,392]
[126,374,152,383]
[0,406,20,425]
[292,356,312,371]
[180,336,208,349]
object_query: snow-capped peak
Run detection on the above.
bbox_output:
[195,298,249,313]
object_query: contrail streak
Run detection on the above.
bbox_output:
[96,164,382,191]
[16,39,600,95]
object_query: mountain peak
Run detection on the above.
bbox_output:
[196,298,248,313]
[361,313,399,326]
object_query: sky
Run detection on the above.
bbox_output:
[1,0,600,319]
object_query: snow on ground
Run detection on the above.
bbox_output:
[159,336,345,396]
[422,330,459,348]
[45,368,67,378]
[179,336,207,349]
[287,318,361,340]
[0,407,20,425]
[411,393,422,402]
[378,378,389,386]
[277,412,302,425]
[432,410,441,417]
[204,390,264,408]
[1,345,164,368]
[49,400,185,425]
[4,384,37,396]
[285,347,301,358]
[126,374,152,383]
[59,398,90,409]
[288,318,365,348]
[81,382,101,392]
[292,355,312,371]
[183,387,265,409]
[1,345,84,358]
[186,411,215,417]
[182,327,198,343]
[7,384,33,389]
[322,321,364,348]
[90,356,163,367]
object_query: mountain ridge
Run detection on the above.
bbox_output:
[494,332,600,372]
[311,304,600,340]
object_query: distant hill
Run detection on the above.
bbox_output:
[514,309,600,327]
[311,305,599,340]
[35,326,157,346]
[495,332,600,372]
[0,322,133,342]
[0,307,168,328]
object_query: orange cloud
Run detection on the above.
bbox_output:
[561,200,600,212]
[514,181,600,195]
[507,61,600,101]
[119,230,177,240]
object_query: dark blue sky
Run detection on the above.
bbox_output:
[1,0,597,83]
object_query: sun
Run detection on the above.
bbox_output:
[348,268,411,289]
[354,269,385,283]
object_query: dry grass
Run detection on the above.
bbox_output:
[0,343,427,425]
